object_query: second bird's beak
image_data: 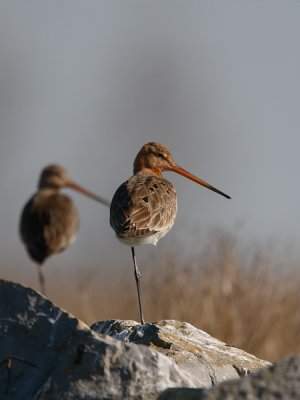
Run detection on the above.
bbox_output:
[67,181,111,206]
[170,165,231,199]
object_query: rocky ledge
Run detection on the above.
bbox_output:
[0,279,291,400]
[91,319,268,387]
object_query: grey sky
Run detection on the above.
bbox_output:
[0,1,299,286]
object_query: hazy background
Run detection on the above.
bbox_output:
[0,1,300,319]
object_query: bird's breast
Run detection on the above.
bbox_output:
[110,173,177,245]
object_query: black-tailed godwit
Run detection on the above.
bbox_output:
[110,142,230,323]
[20,164,110,294]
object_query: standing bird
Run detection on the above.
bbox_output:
[110,142,231,324]
[20,164,110,295]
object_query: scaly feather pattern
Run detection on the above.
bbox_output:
[110,172,177,244]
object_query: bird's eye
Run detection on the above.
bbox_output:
[157,152,165,159]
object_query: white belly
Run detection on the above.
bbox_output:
[117,230,168,247]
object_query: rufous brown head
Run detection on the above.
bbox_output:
[133,142,176,176]
[133,142,231,199]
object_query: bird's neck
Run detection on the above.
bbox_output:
[37,187,60,196]
[133,166,162,177]
[133,155,163,177]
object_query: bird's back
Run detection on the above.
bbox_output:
[20,189,79,264]
[110,172,177,246]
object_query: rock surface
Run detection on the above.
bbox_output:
[158,356,300,399]
[0,280,192,399]
[0,279,270,399]
[91,319,270,388]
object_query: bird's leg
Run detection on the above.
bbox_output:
[0,355,36,394]
[131,247,145,324]
[37,264,46,295]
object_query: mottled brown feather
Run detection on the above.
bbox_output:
[110,141,230,247]
[20,189,79,264]
[110,172,177,241]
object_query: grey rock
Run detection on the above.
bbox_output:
[0,280,198,400]
[0,279,271,400]
[91,319,270,388]
[158,356,300,399]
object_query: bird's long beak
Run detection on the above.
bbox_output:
[67,181,111,206]
[170,165,231,199]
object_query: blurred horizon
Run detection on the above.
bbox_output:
[0,1,300,294]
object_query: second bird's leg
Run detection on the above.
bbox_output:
[37,264,46,295]
[131,247,145,324]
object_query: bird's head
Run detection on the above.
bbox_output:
[133,142,176,176]
[38,164,70,189]
[133,142,231,199]
[38,164,110,206]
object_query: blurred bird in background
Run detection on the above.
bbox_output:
[20,164,110,295]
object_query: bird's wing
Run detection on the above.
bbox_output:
[42,195,79,252]
[110,174,177,239]
[20,195,50,263]
[20,193,79,263]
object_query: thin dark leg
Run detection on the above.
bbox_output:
[131,247,145,324]
[37,264,46,295]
